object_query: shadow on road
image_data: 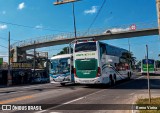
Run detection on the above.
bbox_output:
[83,77,160,90]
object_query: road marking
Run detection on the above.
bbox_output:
[129,93,135,96]
[0,84,52,95]
[35,110,47,113]
[18,84,50,89]
[36,97,84,113]
[50,112,62,113]
[0,95,34,104]
[0,83,51,92]
[63,97,84,104]
[35,75,144,113]
[0,91,25,96]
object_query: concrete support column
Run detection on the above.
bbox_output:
[156,0,160,35]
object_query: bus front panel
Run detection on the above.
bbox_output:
[75,59,98,78]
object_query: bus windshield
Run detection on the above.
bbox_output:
[50,58,70,75]
[142,59,154,64]
[75,42,96,52]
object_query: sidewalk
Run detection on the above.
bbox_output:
[132,94,160,113]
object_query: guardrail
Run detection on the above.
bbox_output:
[11,21,158,49]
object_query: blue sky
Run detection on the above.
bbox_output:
[0,0,159,62]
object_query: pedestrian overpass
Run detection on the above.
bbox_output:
[12,28,158,51]
[10,21,159,62]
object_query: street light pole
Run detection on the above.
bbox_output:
[54,0,79,40]
[146,45,151,104]
[7,31,12,86]
[72,2,77,39]
[54,0,79,54]
[128,38,131,70]
[33,41,36,77]
[128,38,130,52]
[156,0,160,36]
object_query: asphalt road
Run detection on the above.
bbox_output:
[0,74,160,113]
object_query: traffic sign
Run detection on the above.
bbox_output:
[130,24,136,30]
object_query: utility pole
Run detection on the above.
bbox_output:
[72,2,77,39]
[7,31,12,86]
[156,0,160,37]
[54,0,79,40]
[33,41,36,77]
[128,39,130,52]
[146,45,151,104]
[128,38,131,69]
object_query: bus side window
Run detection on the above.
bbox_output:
[100,44,106,58]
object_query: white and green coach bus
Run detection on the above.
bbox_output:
[73,39,132,85]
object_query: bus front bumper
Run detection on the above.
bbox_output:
[75,77,102,84]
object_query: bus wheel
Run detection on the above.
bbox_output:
[109,75,113,86]
[130,72,132,78]
[113,74,116,85]
[60,83,66,86]
[128,72,130,80]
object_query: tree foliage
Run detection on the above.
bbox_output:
[137,60,141,67]
[156,60,160,68]
[54,47,73,56]
[122,51,137,68]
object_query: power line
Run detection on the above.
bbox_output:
[0,45,7,49]
[0,20,70,33]
[0,36,21,42]
[0,37,7,40]
[84,0,107,35]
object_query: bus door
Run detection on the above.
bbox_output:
[68,57,74,82]
[100,44,107,75]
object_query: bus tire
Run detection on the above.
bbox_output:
[60,83,66,86]
[130,72,132,78]
[128,72,130,80]
[109,75,113,86]
[113,74,116,85]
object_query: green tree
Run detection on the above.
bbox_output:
[137,60,141,67]
[122,52,136,69]
[54,47,73,56]
[156,60,160,68]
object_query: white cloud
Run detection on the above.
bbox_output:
[0,24,7,30]
[84,6,97,14]
[105,28,130,33]
[104,16,113,23]
[2,11,6,14]
[18,2,25,10]
[35,25,43,29]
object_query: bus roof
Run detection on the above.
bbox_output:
[50,54,72,60]
[75,40,128,51]
[99,41,128,52]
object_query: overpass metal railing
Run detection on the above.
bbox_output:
[11,21,158,49]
